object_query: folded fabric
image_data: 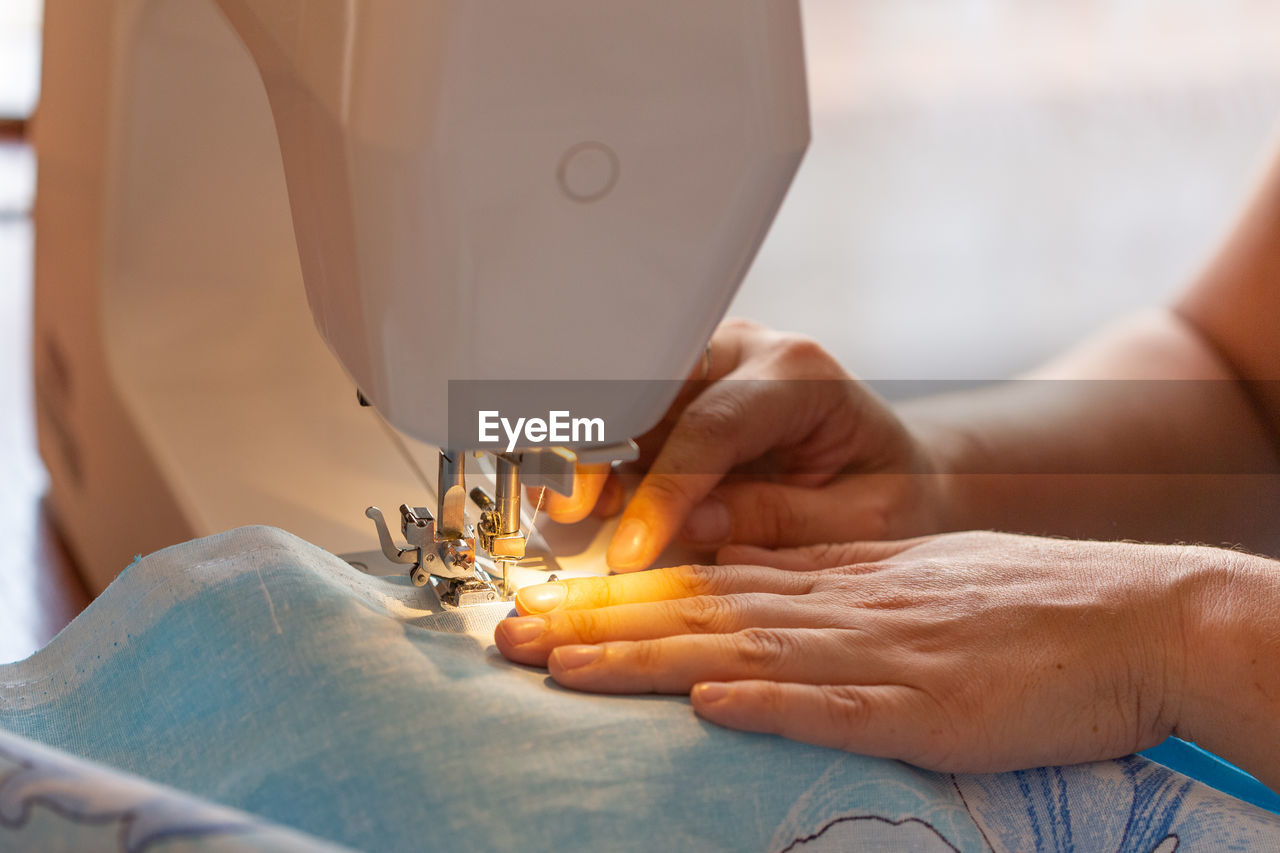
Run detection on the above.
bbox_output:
[0,726,351,852]
[1,527,1276,852]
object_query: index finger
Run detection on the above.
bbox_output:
[606,380,818,572]
[513,564,816,615]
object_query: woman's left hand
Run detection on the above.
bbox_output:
[496,532,1220,774]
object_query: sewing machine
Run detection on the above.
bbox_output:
[34,0,810,603]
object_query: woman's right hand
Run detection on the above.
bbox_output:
[535,319,954,572]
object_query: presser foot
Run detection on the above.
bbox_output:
[365,504,507,608]
[431,574,503,607]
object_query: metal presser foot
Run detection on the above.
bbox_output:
[364,504,501,607]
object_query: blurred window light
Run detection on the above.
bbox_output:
[803,0,1280,115]
[0,0,43,119]
[732,0,1280,380]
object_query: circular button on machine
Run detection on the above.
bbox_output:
[557,141,620,203]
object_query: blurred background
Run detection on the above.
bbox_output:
[1,0,71,666]
[1,0,1279,659]
[734,0,1280,379]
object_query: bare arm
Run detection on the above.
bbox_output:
[914,148,1280,555]
[1179,546,1280,794]
[913,312,1280,554]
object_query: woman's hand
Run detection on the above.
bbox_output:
[495,532,1232,775]
[536,319,950,572]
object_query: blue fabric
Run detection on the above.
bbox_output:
[1142,738,1280,815]
[1,526,1277,852]
[0,726,350,852]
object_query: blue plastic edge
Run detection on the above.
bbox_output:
[1141,737,1280,815]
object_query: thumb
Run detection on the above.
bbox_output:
[538,463,613,524]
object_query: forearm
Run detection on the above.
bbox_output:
[1176,547,1280,793]
[901,311,1280,553]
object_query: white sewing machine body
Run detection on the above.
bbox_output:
[34,0,809,594]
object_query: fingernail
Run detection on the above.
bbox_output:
[692,682,732,705]
[517,582,567,613]
[499,616,546,646]
[553,645,604,670]
[607,518,650,569]
[681,498,730,545]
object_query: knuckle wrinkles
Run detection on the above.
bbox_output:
[734,628,791,672]
[563,610,610,646]
[753,488,800,546]
[675,564,722,597]
[680,396,746,443]
[813,543,854,567]
[760,683,788,732]
[766,683,788,716]
[627,640,662,672]
[643,474,699,509]
[825,686,872,737]
[579,576,619,609]
[677,595,735,634]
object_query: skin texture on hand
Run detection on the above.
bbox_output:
[497,532,1221,776]
[502,136,1280,797]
